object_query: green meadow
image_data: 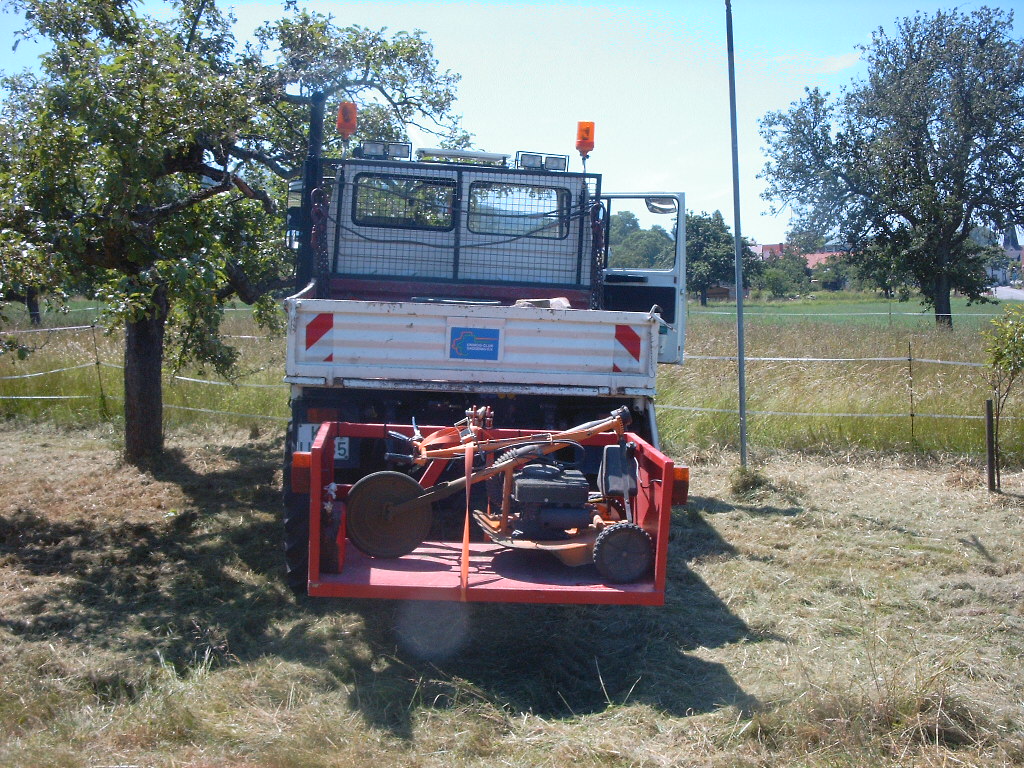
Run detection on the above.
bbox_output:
[0,292,1017,462]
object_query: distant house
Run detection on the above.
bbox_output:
[977,227,1023,287]
[752,243,785,260]
[804,251,843,269]
[705,284,737,300]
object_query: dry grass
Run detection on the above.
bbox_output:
[0,307,288,428]
[0,421,1022,766]
[3,296,1017,461]
[658,312,1010,460]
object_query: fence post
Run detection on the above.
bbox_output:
[89,324,110,420]
[986,398,998,492]
[907,342,915,445]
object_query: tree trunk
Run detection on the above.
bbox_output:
[124,284,169,465]
[700,288,708,306]
[25,288,40,326]
[933,275,953,328]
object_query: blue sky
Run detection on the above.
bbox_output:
[1,0,1021,242]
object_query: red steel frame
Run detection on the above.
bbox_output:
[303,421,674,605]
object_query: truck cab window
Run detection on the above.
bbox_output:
[353,173,456,231]
[468,182,570,240]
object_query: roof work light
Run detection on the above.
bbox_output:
[517,152,544,169]
[543,155,568,172]
[386,142,412,159]
[515,152,569,172]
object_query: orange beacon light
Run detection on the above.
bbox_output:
[576,121,595,158]
[337,102,358,140]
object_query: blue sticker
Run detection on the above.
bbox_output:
[449,327,500,360]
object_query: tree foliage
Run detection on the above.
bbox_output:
[685,210,756,305]
[810,254,852,292]
[607,211,674,269]
[606,209,758,305]
[752,251,810,298]
[784,225,827,257]
[0,0,464,462]
[984,305,1024,488]
[760,7,1024,326]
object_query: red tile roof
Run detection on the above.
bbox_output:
[804,251,844,269]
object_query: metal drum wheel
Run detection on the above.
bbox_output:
[592,522,654,583]
[346,471,432,558]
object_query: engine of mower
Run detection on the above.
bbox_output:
[507,462,593,540]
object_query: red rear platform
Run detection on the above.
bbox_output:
[303,422,674,605]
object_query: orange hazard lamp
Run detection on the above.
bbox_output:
[336,101,358,140]
[672,465,690,506]
[576,121,595,159]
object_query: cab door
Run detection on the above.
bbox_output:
[601,193,685,363]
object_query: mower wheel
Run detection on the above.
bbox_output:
[593,522,653,583]
[346,471,432,558]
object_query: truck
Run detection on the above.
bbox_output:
[284,115,688,605]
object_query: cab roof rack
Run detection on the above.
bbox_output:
[415,147,510,166]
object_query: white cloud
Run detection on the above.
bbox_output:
[815,51,862,74]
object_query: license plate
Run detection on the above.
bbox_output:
[296,423,350,460]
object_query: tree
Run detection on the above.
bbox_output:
[1,0,464,463]
[811,254,851,292]
[685,210,756,305]
[752,251,810,298]
[606,212,674,269]
[760,7,1024,327]
[0,232,63,355]
[983,305,1024,489]
[608,210,640,245]
[784,226,827,258]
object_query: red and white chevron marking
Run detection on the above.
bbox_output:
[612,324,643,373]
[304,313,334,362]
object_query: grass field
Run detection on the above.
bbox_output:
[1,293,1017,463]
[661,294,1017,461]
[0,422,1021,767]
[1,294,1022,765]
[0,304,290,429]
[692,293,1003,327]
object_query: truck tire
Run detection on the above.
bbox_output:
[283,417,309,595]
[283,490,309,594]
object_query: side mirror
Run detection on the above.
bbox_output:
[645,197,677,215]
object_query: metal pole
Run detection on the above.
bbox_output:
[296,92,326,292]
[986,399,997,492]
[725,0,748,467]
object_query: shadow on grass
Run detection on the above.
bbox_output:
[304,505,764,733]
[0,439,762,738]
[687,494,801,518]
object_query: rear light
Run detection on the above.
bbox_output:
[306,408,339,423]
[671,465,690,506]
[291,451,312,494]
